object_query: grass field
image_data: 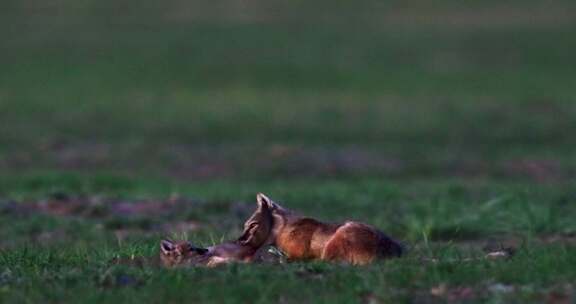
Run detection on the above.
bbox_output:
[1,1,576,303]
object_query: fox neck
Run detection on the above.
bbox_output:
[268,208,298,245]
[208,241,259,261]
[232,241,260,256]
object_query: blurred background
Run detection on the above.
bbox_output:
[1,0,576,181]
[2,3,576,301]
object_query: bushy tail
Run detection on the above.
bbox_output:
[378,232,404,258]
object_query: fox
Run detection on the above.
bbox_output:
[160,197,274,267]
[242,193,403,265]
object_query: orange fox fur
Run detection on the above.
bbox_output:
[244,193,403,265]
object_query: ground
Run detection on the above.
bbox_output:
[1,1,576,303]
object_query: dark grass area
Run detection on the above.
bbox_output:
[2,1,576,303]
[2,174,576,244]
[2,23,576,179]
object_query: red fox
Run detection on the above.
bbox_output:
[160,198,273,267]
[243,193,403,265]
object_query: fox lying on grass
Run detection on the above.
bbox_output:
[159,239,268,267]
[243,193,403,265]
[160,197,274,267]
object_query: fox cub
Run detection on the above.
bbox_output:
[243,193,403,265]
[160,198,273,267]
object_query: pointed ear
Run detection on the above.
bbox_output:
[257,193,275,210]
[160,239,175,255]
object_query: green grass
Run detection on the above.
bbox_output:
[1,174,576,302]
[2,245,575,303]
[1,0,576,302]
[2,23,576,178]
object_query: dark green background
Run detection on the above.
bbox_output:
[1,1,576,302]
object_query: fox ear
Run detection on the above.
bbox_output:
[257,193,275,210]
[257,193,286,212]
[160,239,175,255]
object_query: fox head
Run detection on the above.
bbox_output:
[241,193,290,246]
[159,239,208,266]
[237,193,275,248]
